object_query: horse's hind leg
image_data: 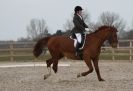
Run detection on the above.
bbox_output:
[44,57,59,80]
[53,53,64,73]
[46,58,53,67]
[44,58,53,80]
[77,57,94,78]
[92,58,105,81]
[52,59,59,73]
[46,58,58,74]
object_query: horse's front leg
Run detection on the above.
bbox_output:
[92,58,105,81]
[77,56,94,78]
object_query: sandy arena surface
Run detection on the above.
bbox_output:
[0,61,133,91]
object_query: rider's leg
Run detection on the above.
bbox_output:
[75,42,80,55]
[75,33,82,57]
[74,39,77,48]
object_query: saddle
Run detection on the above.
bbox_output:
[70,33,86,59]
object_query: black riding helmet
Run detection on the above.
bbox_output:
[74,6,83,13]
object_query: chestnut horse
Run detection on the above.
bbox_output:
[33,25,118,81]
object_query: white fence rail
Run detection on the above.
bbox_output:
[0,40,133,61]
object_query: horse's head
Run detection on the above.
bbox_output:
[107,26,118,48]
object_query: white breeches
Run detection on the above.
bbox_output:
[74,33,82,47]
[75,33,82,43]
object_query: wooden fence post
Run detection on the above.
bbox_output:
[10,41,14,61]
[112,49,115,61]
[129,41,132,61]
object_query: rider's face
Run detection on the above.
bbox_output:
[78,10,82,16]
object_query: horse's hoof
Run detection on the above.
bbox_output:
[44,74,50,80]
[44,75,48,80]
[99,78,105,81]
[77,73,82,78]
[52,66,57,73]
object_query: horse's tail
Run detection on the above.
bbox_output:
[33,36,51,58]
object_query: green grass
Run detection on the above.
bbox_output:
[0,50,10,55]
[0,57,10,62]
[100,54,112,60]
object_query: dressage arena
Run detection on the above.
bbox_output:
[0,61,133,91]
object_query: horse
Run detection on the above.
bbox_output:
[33,25,118,81]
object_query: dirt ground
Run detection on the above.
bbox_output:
[0,61,133,91]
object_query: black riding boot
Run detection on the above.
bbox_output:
[76,43,80,56]
[75,43,83,59]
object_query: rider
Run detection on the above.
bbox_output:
[71,6,91,56]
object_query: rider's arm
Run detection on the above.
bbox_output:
[83,21,88,28]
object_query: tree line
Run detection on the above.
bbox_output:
[18,11,133,42]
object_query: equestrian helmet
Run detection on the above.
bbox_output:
[74,6,83,12]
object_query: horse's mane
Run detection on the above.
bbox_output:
[94,25,111,33]
[89,25,115,35]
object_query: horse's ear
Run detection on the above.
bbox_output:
[112,25,118,32]
[112,25,115,29]
[114,27,118,32]
[116,28,118,32]
[114,26,117,32]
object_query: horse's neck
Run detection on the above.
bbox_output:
[97,30,109,40]
[92,29,110,46]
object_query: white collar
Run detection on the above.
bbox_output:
[77,14,83,20]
